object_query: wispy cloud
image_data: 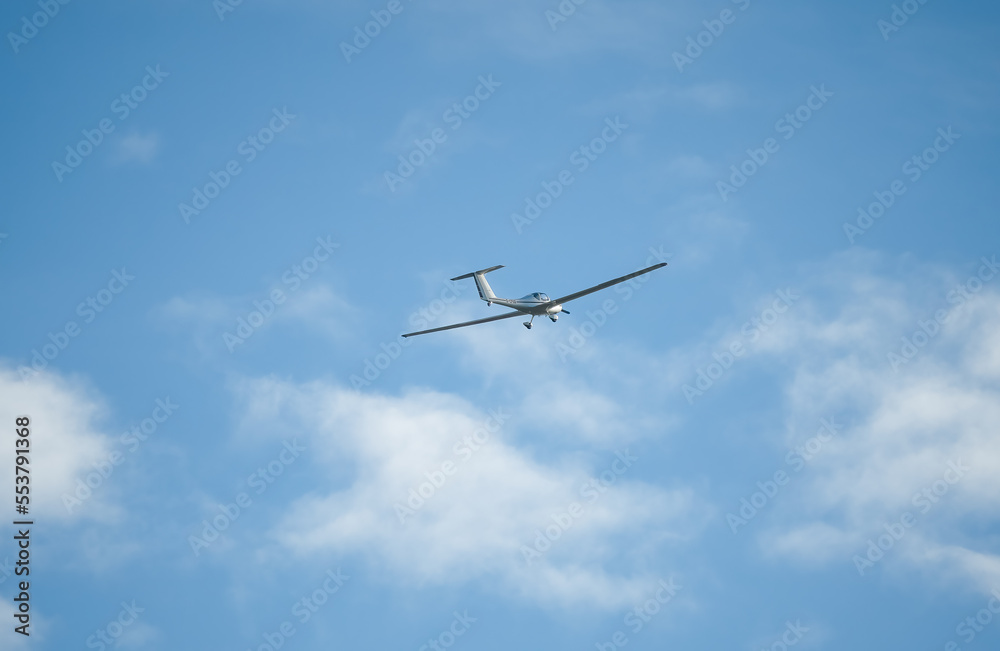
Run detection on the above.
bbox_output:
[416,0,683,62]
[747,253,1000,594]
[113,131,160,164]
[583,81,745,120]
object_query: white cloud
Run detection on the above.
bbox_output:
[0,365,119,522]
[0,366,181,578]
[0,598,38,648]
[750,253,1000,594]
[233,377,707,609]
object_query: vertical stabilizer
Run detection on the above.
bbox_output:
[451,265,504,302]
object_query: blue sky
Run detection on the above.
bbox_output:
[2,0,999,649]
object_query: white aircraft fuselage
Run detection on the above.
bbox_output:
[486,293,563,317]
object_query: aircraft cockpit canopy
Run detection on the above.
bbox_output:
[522,292,550,302]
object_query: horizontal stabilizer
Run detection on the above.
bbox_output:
[450,265,504,281]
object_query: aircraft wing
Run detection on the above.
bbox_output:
[548,262,667,305]
[401,310,523,338]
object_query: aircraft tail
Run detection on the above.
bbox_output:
[451,265,503,302]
